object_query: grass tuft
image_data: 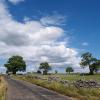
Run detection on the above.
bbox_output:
[0,76,7,100]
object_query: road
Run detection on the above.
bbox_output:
[5,77,71,100]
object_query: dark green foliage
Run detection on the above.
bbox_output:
[39,62,51,75]
[80,52,100,75]
[66,66,74,74]
[90,60,100,73]
[37,70,42,74]
[55,70,58,74]
[4,55,26,74]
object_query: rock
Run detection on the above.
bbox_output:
[48,76,60,82]
[74,80,100,88]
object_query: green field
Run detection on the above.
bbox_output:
[55,74,100,82]
[14,74,100,100]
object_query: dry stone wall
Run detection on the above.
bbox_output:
[26,75,100,88]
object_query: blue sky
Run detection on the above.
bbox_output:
[7,0,100,57]
[0,0,100,73]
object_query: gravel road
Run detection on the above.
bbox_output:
[5,77,71,100]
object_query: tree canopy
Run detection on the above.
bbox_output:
[4,55,26,74]
[80,52,100,75]
[66,66,74,74]
[39,62,51,75]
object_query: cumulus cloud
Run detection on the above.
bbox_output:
[0,0,81,72]
[8,0,25,4]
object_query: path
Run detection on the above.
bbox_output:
[5,77,71,100]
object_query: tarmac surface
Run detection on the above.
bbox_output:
[5,77,71,100]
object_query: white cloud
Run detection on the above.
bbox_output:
[8,0,25,4]
[40,14,66,26]
[0,0,81,72]
[82,42,89,46]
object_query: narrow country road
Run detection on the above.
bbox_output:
[5,77,71,100]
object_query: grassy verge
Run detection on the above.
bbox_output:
[0,76,7,100]
[14,75,100,100]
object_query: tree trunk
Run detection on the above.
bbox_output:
[43,70,47,75]
[12,71,16,74]
[89,66,94,75]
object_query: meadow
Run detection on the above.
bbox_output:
[14,73,100,100]
[55,74,100,82]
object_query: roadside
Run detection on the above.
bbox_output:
[0,76,7,100]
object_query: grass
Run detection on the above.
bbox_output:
[14,74,100,100]
[0,75,7,100]
[59,74,100,82]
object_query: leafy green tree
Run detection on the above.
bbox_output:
[66,66,74,74]
[55,70,58,74]
[37,70,41,74]
[4,55,26,74]
[90,60,100,73]
[80,52,97,75]
[39,62,51,75]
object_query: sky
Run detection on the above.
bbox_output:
[0,0,100,73]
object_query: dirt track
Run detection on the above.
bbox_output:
[5,77,71,100]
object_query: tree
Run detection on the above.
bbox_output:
[66,66,74,74]
[37,70,41,74]
[4,55,26,74]
[95,60,100,72]
[90,60,100,73]
[39,62,51,75]
[80,52,97,75]
[55,70,58,74]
